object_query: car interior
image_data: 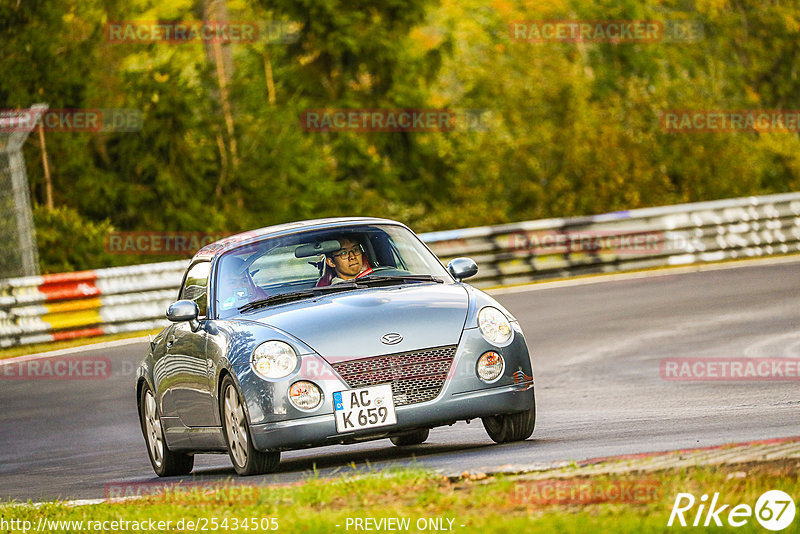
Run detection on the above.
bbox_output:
[219,227,413,302]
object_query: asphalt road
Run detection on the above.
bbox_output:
[1,259,798,502]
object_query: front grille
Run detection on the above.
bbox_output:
[332,345,457,406]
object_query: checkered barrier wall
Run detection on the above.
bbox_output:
[422,192,800,286]
[0,261,186,347]
[1,192,798,347]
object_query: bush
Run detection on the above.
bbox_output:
[33,205,117,273]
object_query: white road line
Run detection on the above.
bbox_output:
[2,498,106,509]
[0,336,151,365]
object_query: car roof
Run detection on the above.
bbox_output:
[191,217,407,262]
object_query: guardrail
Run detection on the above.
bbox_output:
[423,191,800,286]
[0,262,185,347]
[1,192,799,348]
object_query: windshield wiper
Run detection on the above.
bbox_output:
[237,276,442,312]
[237,290,316,312]
[237,284,363,312]
[310,282,363,293]
[356,274,444,285]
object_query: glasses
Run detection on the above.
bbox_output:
[331,246,362,258]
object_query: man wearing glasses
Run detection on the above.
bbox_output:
[323,236,373,284]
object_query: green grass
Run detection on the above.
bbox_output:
[2,460,798,533]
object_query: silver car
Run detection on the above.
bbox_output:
[136,218,535,476]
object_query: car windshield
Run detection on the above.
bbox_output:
[214,224,451,318]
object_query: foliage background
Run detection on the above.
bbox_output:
[1,0,799,272]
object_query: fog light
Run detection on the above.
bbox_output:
[477,351,504,382]
[288,381,322,410]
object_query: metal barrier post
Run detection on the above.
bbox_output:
[0,103,48,279]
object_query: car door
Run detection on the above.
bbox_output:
[164,261,219,427]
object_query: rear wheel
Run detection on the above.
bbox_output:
[139,383,194,476]
[482,403,536,444]
[390,429,429,446]
[220,375,280,476]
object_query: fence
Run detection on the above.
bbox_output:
[0,262,185,347]
[1,192,798,347]
[0,104,47,279]
[423,191,800,286]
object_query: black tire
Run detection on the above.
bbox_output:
[138,382,194,477]
[219,375,280,476]
[482,402,536,444]
[390,429,430,446]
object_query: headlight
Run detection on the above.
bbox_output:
[478,306,512,344]
[477,351,505,382]
[252,341,298,379]
[288,381,322,410]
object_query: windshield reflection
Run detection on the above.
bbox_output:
[214,224,451,318]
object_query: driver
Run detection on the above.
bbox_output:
[324,237,373,284]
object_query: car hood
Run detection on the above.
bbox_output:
[244,283,469,363]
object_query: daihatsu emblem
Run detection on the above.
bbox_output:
[381,333,403,345]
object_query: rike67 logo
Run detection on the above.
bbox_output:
[668,490,796,531]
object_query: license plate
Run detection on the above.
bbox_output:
[333,384,397,433]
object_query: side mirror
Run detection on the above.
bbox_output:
[166,300,200,331]
[447,257,478,281]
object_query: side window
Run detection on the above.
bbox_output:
[179,262,210,318]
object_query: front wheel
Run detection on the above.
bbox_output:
[482,403,536,444]
[220,375,280,476]
[139,383,194,476]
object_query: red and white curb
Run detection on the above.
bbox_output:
[448,435,800,480]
